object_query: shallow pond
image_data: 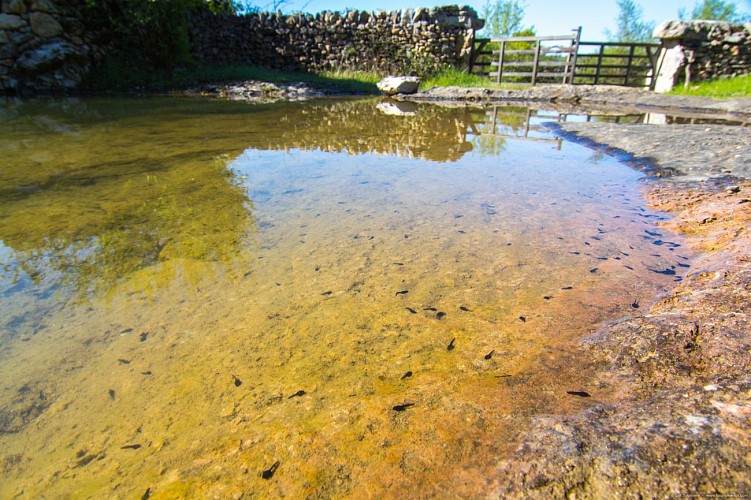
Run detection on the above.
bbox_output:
[0,97,690,497]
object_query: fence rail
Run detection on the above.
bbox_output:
[470,29,660,89]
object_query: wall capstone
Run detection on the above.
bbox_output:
[653,20,751,92]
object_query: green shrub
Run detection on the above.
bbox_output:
[84,0,212,73]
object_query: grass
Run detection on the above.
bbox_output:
[87,61,382,94]
[669,73,751,98]
[419,68,524,90]
[87,59,533,95]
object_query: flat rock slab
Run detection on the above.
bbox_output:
[400,84,751,121]
[549,122,751,180]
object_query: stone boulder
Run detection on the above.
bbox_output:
[377,76,420,96]
[0,13,26,30]
[29,12,63,38]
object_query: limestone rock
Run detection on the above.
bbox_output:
[2,0,27,15]
[0,13,26,30]
[30,12,63,38]
[17,41,85,73]
[653,20,732,40]
[30,0,59,13]
[377,76,420,96]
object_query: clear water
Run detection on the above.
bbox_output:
[0,97,689,497]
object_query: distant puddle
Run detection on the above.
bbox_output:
[0,97,691,497]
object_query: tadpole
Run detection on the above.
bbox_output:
[395,290,409,296]
[406,307,417,314]
[401,371,413,380]
[392,403,414,412]
[261,461,280,479]
[232,374,242,387]
[447,338,456,351]
[484,350,495,360]
[566,391,591,398]
[288,390,306,398]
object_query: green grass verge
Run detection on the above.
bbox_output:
[86,61,381,94]
[669,73,751,98]
[419,68,528,90]
[87,61,529,95]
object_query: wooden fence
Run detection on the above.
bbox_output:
[574,41,659,88]
[471,29,660,89]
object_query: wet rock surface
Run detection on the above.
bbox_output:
[401,84,751,121]
[487,108,751,494]
[549,122,751,180]
[492,179,751,497]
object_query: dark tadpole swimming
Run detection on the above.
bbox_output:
[261,461,280,479]
[395,290,409,296]
[566,391,591,398]
[288,390,306,398]
[484,350,494,360]
[232,374,242,387]
[447,338,456,351]
[392,403,415,412]
[400,371,413,380]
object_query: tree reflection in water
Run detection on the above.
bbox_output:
[0,97,527,303]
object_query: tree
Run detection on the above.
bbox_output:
[605,0,656,42]
[678,0,750,23]
[481,0,527,38]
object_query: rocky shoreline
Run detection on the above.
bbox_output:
[397,85,751,495]
[493,177,751,496]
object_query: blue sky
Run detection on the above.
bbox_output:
[252,0,751,40]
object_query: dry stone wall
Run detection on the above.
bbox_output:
[0,0,98,93]
[188,6,483,74]
[653,20,751,92]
